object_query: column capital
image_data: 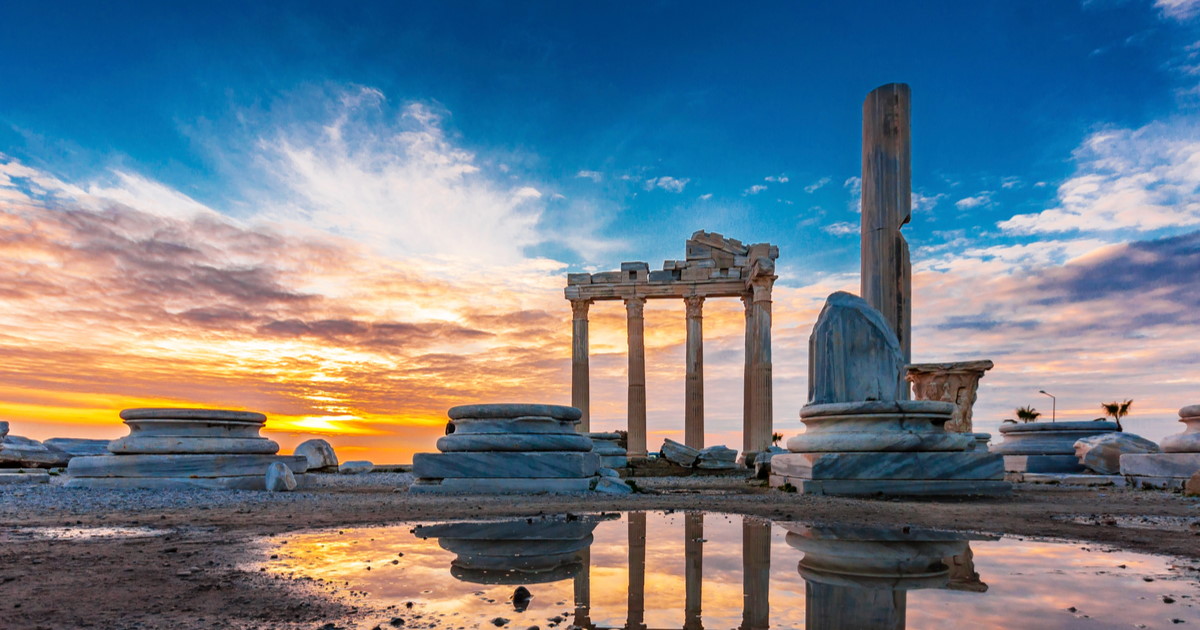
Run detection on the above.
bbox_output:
[570,298,592,320]
[684,295,704,319]
[624,295,646,317]
[749,275,776,303]
[741,292,753,314]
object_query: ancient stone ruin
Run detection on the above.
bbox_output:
[565,230,778,464]
[1122,404,1200,489]
[65,408,308,490]
[770,292,1009,496]
[906,360,994,434]
[992,420,1119,474]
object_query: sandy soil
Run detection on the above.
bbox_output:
[3,475,1200,629]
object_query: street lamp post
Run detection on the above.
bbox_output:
[1038,390,1056,422]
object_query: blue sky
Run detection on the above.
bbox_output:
[1,1,1198,459]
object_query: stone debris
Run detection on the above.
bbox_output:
[660,439,700,467]
[0,469,51,485]
[585,432,627,468]
[65,408,308,490]
[265,461,298,492]
[695,445,738,470]
[295,438,339,471]
[339,460,375,475]
[43,438,111,458]
[753,446,788,480]
[592,477,633,495]
[1122,405,1200,489]
[1074,432,1160,475]
[993,421,1119,474]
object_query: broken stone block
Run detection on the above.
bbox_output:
[567,273,592,286]
[734,255,749,267]
[590,271,625,284]
[647,270,674,284]
[620,262,649,272]
[663,260,678,270]
[680,266,710,281]
[661,438,700,467]
[686,242,713,260]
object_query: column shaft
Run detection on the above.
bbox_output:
[742,295,753,456]
[740,517,771,630]
[627,512,647,630]
[748,278,775,457]
[571,299,592,433]
[684,296,705,450]
[625,297,648,460]
[573,547,592,629]
[684,513,704,630]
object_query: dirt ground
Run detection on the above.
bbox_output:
[3,478,1199,630]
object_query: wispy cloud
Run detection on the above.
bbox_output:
[821,221,858,236]
[644,176,690,193]
[955,193,993,210]
[744,184,767,195]
[575,169,603,182]
[765,174,789,183]
[804,176,831,193]
[1156,0,1200,20]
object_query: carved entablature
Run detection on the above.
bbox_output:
[564,230,778,301]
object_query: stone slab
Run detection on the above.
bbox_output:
[448,404,581,421]
[108,436,280,455]
[67,454,308,478]
[408,477,593,494]
[598,455,628,468]
[413,452,600,479]
[436,433,594,452]
[64,474,308,491]
[0,438,70,467]
[1003,454,1085,474]
[120,419,267,438]
[43,438,110,456]
[1008,473,1124,487]
[120,408,266,422]
[1126,475,1186,491]
[771,452,1004,481]
[0,470,50,484]
[770,475,1011,497]
[1120,453,1200,478]
[450,418,579,435]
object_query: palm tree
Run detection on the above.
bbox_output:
[1101,399,1133,432]
[771,432,784,447]
[1015,406,1041,423]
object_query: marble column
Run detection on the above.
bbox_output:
[684,513,704,630]
[574,547,593,629]
[685,296,705,450]
[746,276,775,458]
[742,294,753,457]
[625,297,648,460]
[627,512,647,630]
[861,82,913,370]
[571,299,593,433]
[906,360,994,433]
[740,518,771,630]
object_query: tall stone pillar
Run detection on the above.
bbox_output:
[746,275,775,458]
[627,512,647,630]
[570,299,592,433]
[861,82,913,373]
[625,297,648,460]
[742,294,753,457]
[573,547,593,629]
[740,517,771,630]
[684,513,704,630]
[684,296,705,450]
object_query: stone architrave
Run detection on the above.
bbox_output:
[570,299,592,433]
[861,82,912,371]
[906,360,994,433]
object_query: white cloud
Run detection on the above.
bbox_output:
[912,191,946,213]
[644,176,690,193]
[1156,0,1200,20]
[821,221,858,236]
[955,193,993,210]
[765,174,789,183]
[804,176,831,193]
[1001,176,1022,189]
[575,170,602,182]
[842,176,861,192]
[998,119,1200,234]
[698,193,713,200]
[745,184,767,195]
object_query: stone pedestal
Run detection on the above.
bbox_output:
[906,360,993,433]
[65,408,308,490]
[992,421,1118,473]
[411,404,602,494]
[1122,405,1200,489]
[587,431,627,468]
[413,515,606,584]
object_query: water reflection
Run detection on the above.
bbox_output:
[261,512,1200,630]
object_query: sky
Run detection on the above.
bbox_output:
[1,1,1198,463]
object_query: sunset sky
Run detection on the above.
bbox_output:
[1,1,1198,463]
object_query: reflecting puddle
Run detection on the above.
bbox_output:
[259,512,1200,629]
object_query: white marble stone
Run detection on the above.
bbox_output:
[448,404,581,421]
[770,476,1011,496]
[807,292,907,405]
[67,454,308,478]
[450,418,579,435]
[43,438,110,457]
[788,400,970,453]
[1160,405,1200,453]
[64,474,307,491]
[772,451,1004,480]
[120,408,266,422]
[992,421,1118,456]
[1074,432,1159,475]
[0,435,70,467]
[1013,473,1125,487]
[265,461,297,492]
[592,477,633,494]
[660,438,700,467]
[1120,452,1200,479]
[108,436,280,455]
[339,460,374,474]
[1003,454,1085,474]
[294,439,339,471]
[436,433,593,452]
[0,469,50,484]
[414,452,599,479]
[695,445,738,469]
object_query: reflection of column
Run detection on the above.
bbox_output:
[627,512,647,630]
[740,518,770,630]
[571,299,593,433]
[747,276,775,458]
[684,513,704,630]
[574,547,593,629]
[626,297,648,460]
[684,296,705,450]
[806,582,905,630]
[742,294,753,457]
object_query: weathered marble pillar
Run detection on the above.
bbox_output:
[627,512,647,630]
[573,547,593,629]
[684,513,704,630]
[740,518,771,630]
[684,296,705,450]
[571,299,593,433]
[906,360,994,433]
[625,297,648,460]
[742,294,753,457]
[861,82,913,373]
[747,276,775,457]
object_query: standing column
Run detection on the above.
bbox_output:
[742,294,753,457]
[571,299,592,433]
[747,276,775,458]
[861,82,913,371]
[625,296,648,460]
[684,513,704,630]
[627,512,647,630]
[740,518,771,630]
[684,296,705,450]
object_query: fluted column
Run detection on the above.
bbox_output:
[684,513,705,630]
[742,294,753,457]
[684,296,705,450]
[625,297,648,460]
[627,512,647,630]
[740,518,771,630]
[747,276,775,458]
[571,299,592,433]
[574,547,593,629]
